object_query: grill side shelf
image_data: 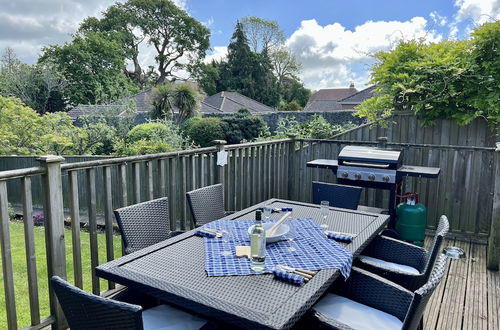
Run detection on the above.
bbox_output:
[397,165,440,178]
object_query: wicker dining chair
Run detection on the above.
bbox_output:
[186,184,233,227]
[312,181,363,210]
[50,276,207,330]
[114,197,183,254]
[303,254,448,330]
[355,215,449,291]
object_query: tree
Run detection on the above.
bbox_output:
[79,4,146,86]
[0,48,66,113]
[188,61,219,95]
[219,22,257,98]
[240,16,285,52]
[40,32,139,105]
[356,21,499,128]
[279,77,311,108]
[124,0,210,84]
[271,47,302,89]
[150,82,200,123]
[0,96,79,155]
[252,48,279,107]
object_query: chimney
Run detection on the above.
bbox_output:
[349,82,355,88]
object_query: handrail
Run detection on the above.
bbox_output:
[225,138,291,150]
[298,138,496,152]
[61,146,218,170]
[0,166,45,180]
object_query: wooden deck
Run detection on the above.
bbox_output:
[423,237,500,330]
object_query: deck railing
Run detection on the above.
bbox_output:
[0,137,498,329]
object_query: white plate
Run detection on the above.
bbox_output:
[247,222,290,243]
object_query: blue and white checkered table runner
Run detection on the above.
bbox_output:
[202,218,353,278]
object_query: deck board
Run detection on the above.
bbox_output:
[422,238,499,330]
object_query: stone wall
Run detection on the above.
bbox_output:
[206,110,365,133]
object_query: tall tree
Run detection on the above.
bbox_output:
[79,4,145,86]
[40,32,139,105]
[124,0,210,84]
[253,48,279,107]
[240,16,285,52]
[271,47,302,89]
[219,22,257,98]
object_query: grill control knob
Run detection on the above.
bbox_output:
[354,173,362,180]
[341,172,349,178]
[382,176,390,182]
[368,174,375,181]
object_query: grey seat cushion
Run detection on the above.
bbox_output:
[358,255,420,275]
[313,293,403,330]
[142,304,207,330]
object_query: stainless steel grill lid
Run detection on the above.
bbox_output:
[338,146,401,164]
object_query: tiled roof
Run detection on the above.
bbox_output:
[309,87,358,102]
[201,91,276,114]
[68,90,276,119]
[303,100,344,112]
[339,85,376,104]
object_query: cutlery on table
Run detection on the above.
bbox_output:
[276,265,316,281]
[325,230,357,237]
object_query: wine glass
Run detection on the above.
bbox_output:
[220,230,232,256]
[286,221,297,252]
[263,206,272,222]
[320,201,329,233]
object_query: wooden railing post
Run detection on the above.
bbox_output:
[287,134,297,200]
[38,155,67,329]
[487,143,500,270]
[214,140,227,187]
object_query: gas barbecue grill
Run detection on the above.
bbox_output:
[307,145,440,228]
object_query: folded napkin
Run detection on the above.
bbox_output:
[326,232,354,243]
[195,230,217,238]
[273,269,304,285]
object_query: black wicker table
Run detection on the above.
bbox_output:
[96,199,389,329]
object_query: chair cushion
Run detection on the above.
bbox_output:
[313,294,403,330]
[358,256,420,275]
[143,304,207,330]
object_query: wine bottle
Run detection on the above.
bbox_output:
[250,210,266,272]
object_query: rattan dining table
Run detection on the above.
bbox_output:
[96,199,390,329]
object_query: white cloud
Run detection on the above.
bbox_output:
[204,46,228,63]
[450,0,500,37]
[287,18,442,90]
[454,0,500,24]
[430,11,448,27]
[0,0,188,64]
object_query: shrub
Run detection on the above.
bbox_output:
[279,100,303,111]
[186,117,225,147]
[114,121,192,155]
[180,116,202,135]
[220,109,269,144]
[7,203,16,220]
[301,115,344,139]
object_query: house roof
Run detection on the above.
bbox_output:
[339,85,376,104]
[303,85,375,112]
[200,91,276,114]
[309,87,358,102]
[303,100,344,112]
[68,90,276,119]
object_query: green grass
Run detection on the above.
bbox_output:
[0,221,122,328]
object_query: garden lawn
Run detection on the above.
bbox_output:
[0,221,122,328]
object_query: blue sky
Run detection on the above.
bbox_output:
[0,0,498,90]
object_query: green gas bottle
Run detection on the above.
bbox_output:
[396,194,427,246]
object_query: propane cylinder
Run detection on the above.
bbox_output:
[396,194,427,246]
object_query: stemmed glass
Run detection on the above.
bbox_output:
[263,205,272,222]
[320,200,329,233]
[220,230,232,256]
[286,220,297,252]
